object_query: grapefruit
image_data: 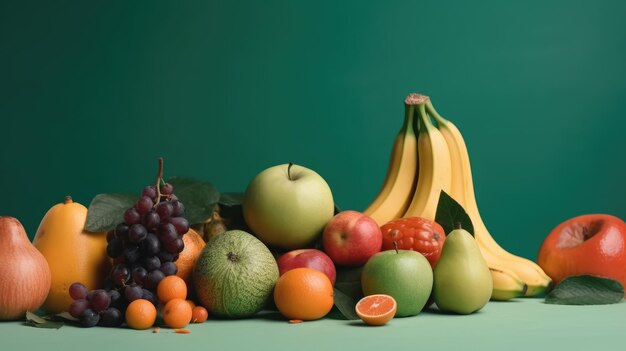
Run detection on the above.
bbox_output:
[193,230,279,318]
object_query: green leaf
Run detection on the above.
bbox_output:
[24,311,64,329]
[334,266,364,301]
[331,266,364,320]
[333,288,360,320]
[85,193,137,232]
[167,177,220,225]
[435,190,474,236]
[545,275,624,305]
[219,192,245,207]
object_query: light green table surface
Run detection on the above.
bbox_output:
[3,298,623,351]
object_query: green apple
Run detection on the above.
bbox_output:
[243,163,335,249]
[361,249,433,317]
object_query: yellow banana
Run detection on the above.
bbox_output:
[489,268,528,301]
[363,94,420,226]
[425,99,551,296]
[475,218,551,295]
[402,96,451,221]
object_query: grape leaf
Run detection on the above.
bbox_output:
[219,192,245,207]
[85,177,219,232]
[85,193,137,232]
[545,275,624,305]
[166,177,220,225]
[435,190,474,236]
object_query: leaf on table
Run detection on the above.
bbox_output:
[166,177,220,225]
[54,312,78,322]
[435,190,474,236]
[85,193,137,232]
[24,311,64,329]
[545,275,624,305]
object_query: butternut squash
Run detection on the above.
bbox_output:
[33,196,109,314]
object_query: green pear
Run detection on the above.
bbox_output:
[433,228,492,314]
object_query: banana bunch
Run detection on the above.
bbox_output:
[364,93,552,300]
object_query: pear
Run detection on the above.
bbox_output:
[433,227,492,314]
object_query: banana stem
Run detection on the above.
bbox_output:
[404,104,416,132]
[425,99,446,122]
[416,104,436,132]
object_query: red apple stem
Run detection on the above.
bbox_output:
[287,162,294,181]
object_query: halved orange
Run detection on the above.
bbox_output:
[355,294,397,326]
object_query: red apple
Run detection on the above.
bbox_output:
[322,210,382,267]
[538,214,626,288]
[276,249,336,285]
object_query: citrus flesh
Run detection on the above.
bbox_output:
[355,294,397,326]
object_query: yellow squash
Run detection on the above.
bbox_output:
[33,196,109,314]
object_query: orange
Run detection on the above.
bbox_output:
[273,267,334,321]
[176,229,206,284]
[191,306,209,323]
[355,294,397,326]
[125,299,157,330]
[157,275,188,303]
[162,298,193,329]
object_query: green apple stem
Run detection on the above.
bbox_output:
[393,241,399,254]
[456,222,462,230]
[287,162,294,181]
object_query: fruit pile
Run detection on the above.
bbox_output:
[362,93,551,300]
[1,93,624,329]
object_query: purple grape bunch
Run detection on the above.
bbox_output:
[69,174,189,327]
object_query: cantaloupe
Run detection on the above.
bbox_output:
[193,230,278,318]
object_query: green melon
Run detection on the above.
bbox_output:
[193,229,279,318]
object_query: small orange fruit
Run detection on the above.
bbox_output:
[125,299,157,330]
[162,298,193,329]
[157,275,188,304]
[355,294,397,326]
[273,267,334,321]
[176,229,206,284]
[186,299,196,310]
[191,306,209,323]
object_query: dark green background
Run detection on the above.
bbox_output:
[2,0,625,260]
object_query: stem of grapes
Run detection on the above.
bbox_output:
[155,157,164,202]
